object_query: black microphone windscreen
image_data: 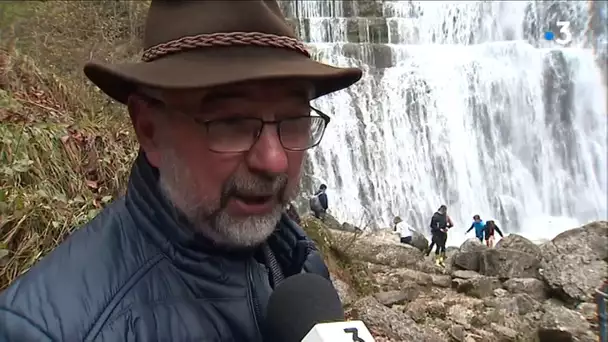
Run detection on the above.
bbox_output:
[264,273,344,342]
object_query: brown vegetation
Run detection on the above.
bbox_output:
[0,1,149,290]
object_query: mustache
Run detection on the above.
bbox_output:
[220,173,289,206]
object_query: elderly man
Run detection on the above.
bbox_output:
[0,1,361,341]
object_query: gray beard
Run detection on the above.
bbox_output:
[156,150,293,248]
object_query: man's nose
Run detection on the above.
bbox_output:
[245,124,288,175]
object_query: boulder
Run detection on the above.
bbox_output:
[407,230,429,253]
[484,293,542,316]
[496,234,542,259]
[331,230,424,269]
[452,276,502,299]
[539,221,608,303]
[503,278,548,301]
[374,290,413,306]
[537,300,597,342]
[349,296,441,341]
[340,222,360,232]
[460,238,488,253]
[479,248,541,279]
[452,238,487,271]
[321,213,342,231]
[431,274,452,288]
[452,270,481,279]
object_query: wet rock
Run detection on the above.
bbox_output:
[503,277,548,301]
[539,221,608,303]
[479,248,541,279]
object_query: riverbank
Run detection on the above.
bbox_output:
[303,215,606,341]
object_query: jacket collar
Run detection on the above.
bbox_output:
[123,151,315,282]
[124,151,260,259]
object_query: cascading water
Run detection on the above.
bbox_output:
[283,1,607,245]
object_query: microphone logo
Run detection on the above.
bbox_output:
[344,327,365,342]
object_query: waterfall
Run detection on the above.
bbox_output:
[284,1,607,245]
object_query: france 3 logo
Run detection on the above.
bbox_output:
[544,21,573,46]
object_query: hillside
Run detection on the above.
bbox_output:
[0,1,148,289]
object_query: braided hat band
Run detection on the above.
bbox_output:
[142,31,310,62]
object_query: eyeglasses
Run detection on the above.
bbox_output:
[138,93,330,153]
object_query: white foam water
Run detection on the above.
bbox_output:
[284,1,607,245]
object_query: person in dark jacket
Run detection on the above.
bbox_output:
[428,205,453,266]
[310,184,329,219]
[483,220,504,247]
[0,1,363,341]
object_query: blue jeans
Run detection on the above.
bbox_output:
[597,281,608,342]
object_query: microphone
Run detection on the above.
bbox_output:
[264,273,375,342]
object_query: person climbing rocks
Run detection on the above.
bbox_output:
[484,220,503,247]
[427,211,454,257]
[466,214,486,242]
[394,216,414,245]
[309,184,328,219]
[428,205,452,266]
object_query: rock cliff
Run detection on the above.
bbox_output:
[302,215,606,342]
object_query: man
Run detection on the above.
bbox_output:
[0,1,362,341]
[309,183,328,219]
[483,220,504,247]
[428,205,453,266]
[466,214,486,242]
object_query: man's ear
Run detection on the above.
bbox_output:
[127,94,162,167]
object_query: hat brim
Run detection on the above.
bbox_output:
[84,47,363,104]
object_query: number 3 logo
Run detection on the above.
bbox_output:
[555,21,572,46]
[344,327,365,342]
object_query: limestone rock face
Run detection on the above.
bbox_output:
[539,221,608,303]
[306,216,604,342]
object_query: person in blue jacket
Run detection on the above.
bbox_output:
[466,214,486,242]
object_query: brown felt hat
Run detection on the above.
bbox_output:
[83,0,363,104]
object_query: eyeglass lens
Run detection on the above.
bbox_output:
[205,114,327,153]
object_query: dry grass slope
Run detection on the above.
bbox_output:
[0,1,149,290]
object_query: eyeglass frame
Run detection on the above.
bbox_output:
[136,92,331,153]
